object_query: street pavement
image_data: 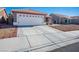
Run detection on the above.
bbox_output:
[50,42,79,52]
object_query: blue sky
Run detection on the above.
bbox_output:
[5,7,79,16]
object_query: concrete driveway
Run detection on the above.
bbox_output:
[0,25,79,52]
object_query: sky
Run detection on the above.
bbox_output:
[4,7,79,16]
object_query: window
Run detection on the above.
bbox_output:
[19,14,21,16]
[54,20,56,24]
[35,16,37,17]
[38,16,39,17]
[64,19,67,24]
[23,14,25,17]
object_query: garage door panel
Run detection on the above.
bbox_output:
[17,14,44,25]
[18,19,44,25]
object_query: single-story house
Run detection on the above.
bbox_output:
[11,9,52,26]
[50,14,79,24]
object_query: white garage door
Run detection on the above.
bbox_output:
[16,13,45,26]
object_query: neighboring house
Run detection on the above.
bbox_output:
[11,9,49,26]
[0,8,7,20]
[50,14,79,24]
[70,16,79,24]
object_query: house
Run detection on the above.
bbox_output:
[50,14,79,24]
[11,9,50,26]
[0,8,7,20]
[70,16,79,24]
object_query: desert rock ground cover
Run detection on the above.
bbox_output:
[50,24,79,32]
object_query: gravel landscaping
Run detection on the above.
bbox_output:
[50,24,79,32]
[0,28,17,39]
[0,24,17,39]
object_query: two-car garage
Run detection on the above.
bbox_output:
[12,10,47,26]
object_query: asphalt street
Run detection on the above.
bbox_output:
[50,42,79,52]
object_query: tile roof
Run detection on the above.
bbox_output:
[12,9,47,15]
